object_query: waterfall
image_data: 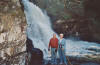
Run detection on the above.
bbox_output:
[22,0,55,58]
[22,0,100,59]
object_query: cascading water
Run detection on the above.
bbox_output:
[22,0,55,58]
[22,0,100,59]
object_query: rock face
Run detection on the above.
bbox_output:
[0,0,27,65]
[30,0,100,43]
[52,18,95,42]
[26,38,43,65]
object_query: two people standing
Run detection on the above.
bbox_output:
[48,33,67,65]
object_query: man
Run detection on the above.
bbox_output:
[48,33,58,64]
[58,34,67,65]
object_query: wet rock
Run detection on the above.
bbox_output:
[80,62,99,65]
[26,37,34,52]
[29,48,43,65]
[26,38,43,65]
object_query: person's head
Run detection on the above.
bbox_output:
[60,33,64,39]
[53,33,56,38]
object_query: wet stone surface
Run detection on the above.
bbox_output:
[43,59,100,65]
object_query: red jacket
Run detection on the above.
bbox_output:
[49,38,58,49]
